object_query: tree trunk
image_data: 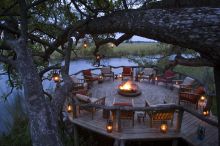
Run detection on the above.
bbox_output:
[13,39,63,146]
[214,67,220,146]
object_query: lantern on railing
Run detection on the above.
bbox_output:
[106,119,113,133]
[52,71,61,83]
[200,95,206,102]
[160,122,168,133]
[67,103,72,113]
[83,41,88,48]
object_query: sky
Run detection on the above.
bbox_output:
[116,33,156,42]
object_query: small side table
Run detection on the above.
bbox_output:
[137,112,145,123]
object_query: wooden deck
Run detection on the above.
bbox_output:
[70,79,218,146]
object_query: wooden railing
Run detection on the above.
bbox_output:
[71,103,218,132]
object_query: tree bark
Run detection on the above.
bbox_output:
[214,67,220,146]
[12,38,63,146]
[77,7,220,65]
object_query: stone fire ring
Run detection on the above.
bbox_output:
[117,89,142,97]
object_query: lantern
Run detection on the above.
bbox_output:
[111,43,114,48]
[203,109,209,117]
[106,119,113,133]
[200,95,206,102]
[160,123,168,133]
[118,74,122,78]
[67,103,72,113]
[52,72,60,83]
[155,76,158,81]
[114,74,118,79]
[99,75,104,80]
[83,41,87,48]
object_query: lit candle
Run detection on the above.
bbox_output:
[106,120,113,133]
[200,96,206,102]
[67,104,72,113]
[160,123,168,133]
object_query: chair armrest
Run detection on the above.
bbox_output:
[172,80,183,84]
[93,97,106,105]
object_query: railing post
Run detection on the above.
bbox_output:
[176,109,184,132]
[73,123,79,146]
[115,109,121,132]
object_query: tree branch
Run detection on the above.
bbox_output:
[39,65,61,78]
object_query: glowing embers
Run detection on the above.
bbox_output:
[118,80,141,97]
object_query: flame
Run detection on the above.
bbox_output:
[119,80,137,91]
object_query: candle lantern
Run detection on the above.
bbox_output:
[67,103,72,113]
[118,74,122,78]
[52,71,61,83]
[202,109,210,117]
[155,76,158,81]
[110,43,114,48]
[200,95,206,102]
[83,41,88,48]
[106,119,113,133]
[197,125,206,140]
[160,123,168,133]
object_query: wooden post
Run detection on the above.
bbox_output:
[115,110,121,132]
[113,139,125,146]
[73,124,79,146]
[73,104,77,119]
[172,139,178,146]
[176,109,184,132]
[214,67,220,146]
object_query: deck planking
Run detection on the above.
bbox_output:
[70,79,218,146]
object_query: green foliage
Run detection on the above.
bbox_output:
[0,117,31,146]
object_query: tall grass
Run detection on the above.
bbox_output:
[0,93,31,146]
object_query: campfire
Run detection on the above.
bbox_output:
[119,80,137,92]
[118,80,141,97]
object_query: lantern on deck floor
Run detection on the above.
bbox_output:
[160,123,168,133]
[203,109,210,117]
[106,119,113,133]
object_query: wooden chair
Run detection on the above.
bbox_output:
[112,99,134,127]
[157,70,176,88]
[82,69,99,86]
[122,67,133,80]
[179,86,205,109]
[101,67,114,81]
[138,68,156,82]
[173,76,195,92]
[144,100,175,127]
[75,94,106,119]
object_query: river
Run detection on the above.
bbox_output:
[0,58,137,134]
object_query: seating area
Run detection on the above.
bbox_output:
[64,66,217,146]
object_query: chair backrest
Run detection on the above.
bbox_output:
[194,86,205,95]
[112,102,133,119]
[123,67,132,74]
[101,67,111,74]
[143,68,156,76]
[82,70,92,79]
[71,75,80,83]
[164,70,175,78]
[151,111,174,121]
[182,77,195,85]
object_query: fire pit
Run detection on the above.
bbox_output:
[118,80,141,97]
